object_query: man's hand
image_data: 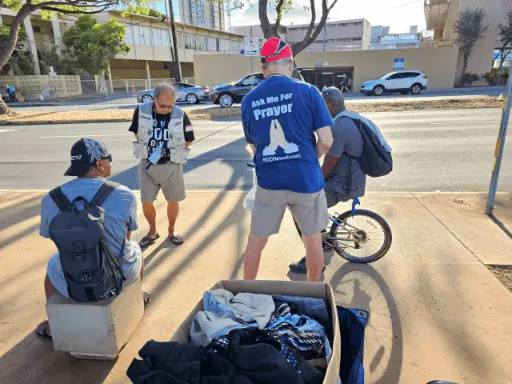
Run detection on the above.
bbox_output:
[322,155,339,179]
[315,126,333,159]
[186,141,192,148]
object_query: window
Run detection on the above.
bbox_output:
[124,25,134,44]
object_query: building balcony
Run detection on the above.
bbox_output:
[424,0,451,32]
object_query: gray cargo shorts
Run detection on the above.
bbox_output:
[251,187,329,238]
[139,160,186,202]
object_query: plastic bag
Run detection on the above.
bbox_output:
[243,169,257,212]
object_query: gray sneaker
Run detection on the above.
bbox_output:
[289,257,327,274]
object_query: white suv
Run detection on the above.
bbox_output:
[360,71,428,96]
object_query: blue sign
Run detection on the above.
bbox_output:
[393,58,404,71]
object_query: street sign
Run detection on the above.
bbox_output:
[393,58,404,71]
[244,36,259,57]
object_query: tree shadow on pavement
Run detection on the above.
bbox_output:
[110,137,250,191]
[0,332,115,384]
[329,263,403,384]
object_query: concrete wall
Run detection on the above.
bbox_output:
[194,46,460,90]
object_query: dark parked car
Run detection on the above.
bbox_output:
[211,73,265,108]
[211,68,305,108]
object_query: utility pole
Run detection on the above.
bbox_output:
[168,0,182,82]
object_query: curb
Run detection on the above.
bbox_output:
[0,119,131,126]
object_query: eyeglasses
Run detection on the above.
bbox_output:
[156,98,174,109]
[101,154,112,162]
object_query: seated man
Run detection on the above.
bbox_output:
[289,87,366,274]
[35,138,147,339]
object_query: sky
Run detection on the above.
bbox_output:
[229,0,427,34]
[158,0,427,35]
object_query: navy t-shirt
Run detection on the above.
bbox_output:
[242,76,334,193]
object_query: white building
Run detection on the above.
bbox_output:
[0,8,243,82]
[178,0,226,32]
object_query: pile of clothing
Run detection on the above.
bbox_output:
[127,289,333,384]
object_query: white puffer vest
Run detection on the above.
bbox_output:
[132,101,189,164]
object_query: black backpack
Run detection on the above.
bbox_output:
[48,181,126,302]
[340,111,393,177]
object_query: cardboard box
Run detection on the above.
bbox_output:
[171,280,341,384]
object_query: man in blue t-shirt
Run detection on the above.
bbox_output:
[241,37,334,282]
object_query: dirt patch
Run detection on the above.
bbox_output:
[0,97,504,124]
[487,265,512,293]
[0,109,133,124]
[349,97,503,113]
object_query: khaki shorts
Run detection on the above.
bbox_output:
[139,160,186,202]
[251,187,329,238]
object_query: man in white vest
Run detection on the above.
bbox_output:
[129,83,195,246]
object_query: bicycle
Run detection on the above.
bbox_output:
[247,162,392,264]
[324,197,392,263]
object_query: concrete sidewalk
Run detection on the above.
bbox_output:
[0,191,511,384]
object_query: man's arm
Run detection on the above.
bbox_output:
[183,112,195,147]
[315,126,333,159]
[322,155,339,179]
[129,107,140,139]
[250,144,256,154]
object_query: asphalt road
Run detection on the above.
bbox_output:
[7,86,506,113]
[0,108,510,192]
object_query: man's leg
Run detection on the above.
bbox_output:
[243,235,269,280]
[167,201,179,236]
[244,188,286,280]
[289,190,329,278]
[142,201,158,237]
[44,274,58,300]
[303,233,324,282]
[161,163,186,242]
[139,162,161,239]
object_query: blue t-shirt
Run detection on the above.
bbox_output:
[40,178,139,267]
[242,76,333,193]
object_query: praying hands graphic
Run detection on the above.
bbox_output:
[263,119,299,156]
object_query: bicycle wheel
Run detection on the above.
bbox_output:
[328,209,392,263]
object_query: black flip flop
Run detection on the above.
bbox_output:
[35,320,52,340]
[143,292,150,309]
[168,233,184,246]
[139,233,160,247]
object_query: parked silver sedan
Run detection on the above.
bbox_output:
[137,82,210,104]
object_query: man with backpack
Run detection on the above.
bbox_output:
[35,138,147,340]
[289,86,392,274]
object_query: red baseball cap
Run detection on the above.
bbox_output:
[261,37,293,64]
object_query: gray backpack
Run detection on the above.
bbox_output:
[48,181,126,302]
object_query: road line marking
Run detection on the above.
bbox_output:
[427,121,501,125]
[0,129,16,133]
[40,133,132,139]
